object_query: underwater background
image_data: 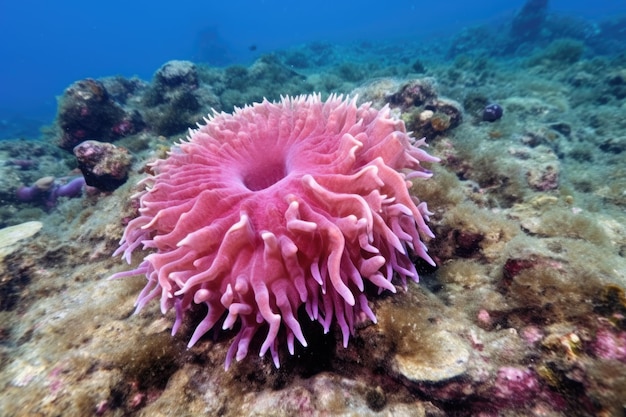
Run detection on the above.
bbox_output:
[1,0,626,416]
[1,0,626,139]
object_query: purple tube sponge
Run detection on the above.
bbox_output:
[16,175,86,209]
[16,184,42,202]
[16,176,55,203]
[48,177,86,206]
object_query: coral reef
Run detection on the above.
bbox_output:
[142,60,220,136]
[56,78,144,152]
[215,54,314,111]
[2,12,626,415]
[383,79,463,140]
[526,38,586,68]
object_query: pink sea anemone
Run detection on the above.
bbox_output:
[112,94,438,368]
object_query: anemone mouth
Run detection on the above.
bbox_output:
[241,159,288,191]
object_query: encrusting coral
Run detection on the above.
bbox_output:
[112,94,438,368]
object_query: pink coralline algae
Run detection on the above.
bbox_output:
[492,366,540,405]
[591,328,626,362]
[112,94,439,368]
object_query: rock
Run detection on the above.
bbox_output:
[394,330,470,382]
[508,145,560,191]
[154,60,198,89]
[383,79,464,140]
[387,78,439,109]
[599,136,626,154]
[0,221,42,258]
[142,60,220,136]
[373,288,474,383]
[73,140,132,191]
[56,78,144,151]
[510,0,548,42]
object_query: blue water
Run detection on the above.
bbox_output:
[0,0,625,138]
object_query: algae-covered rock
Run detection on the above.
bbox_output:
[394,329,470,382]
[0,221,42,258]
[375,287,474,384]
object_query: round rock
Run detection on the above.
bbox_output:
[394,330,470,382]
[0,221,43,258]
[73,140,132,191]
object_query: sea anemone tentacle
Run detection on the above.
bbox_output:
[113,94,439,368]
